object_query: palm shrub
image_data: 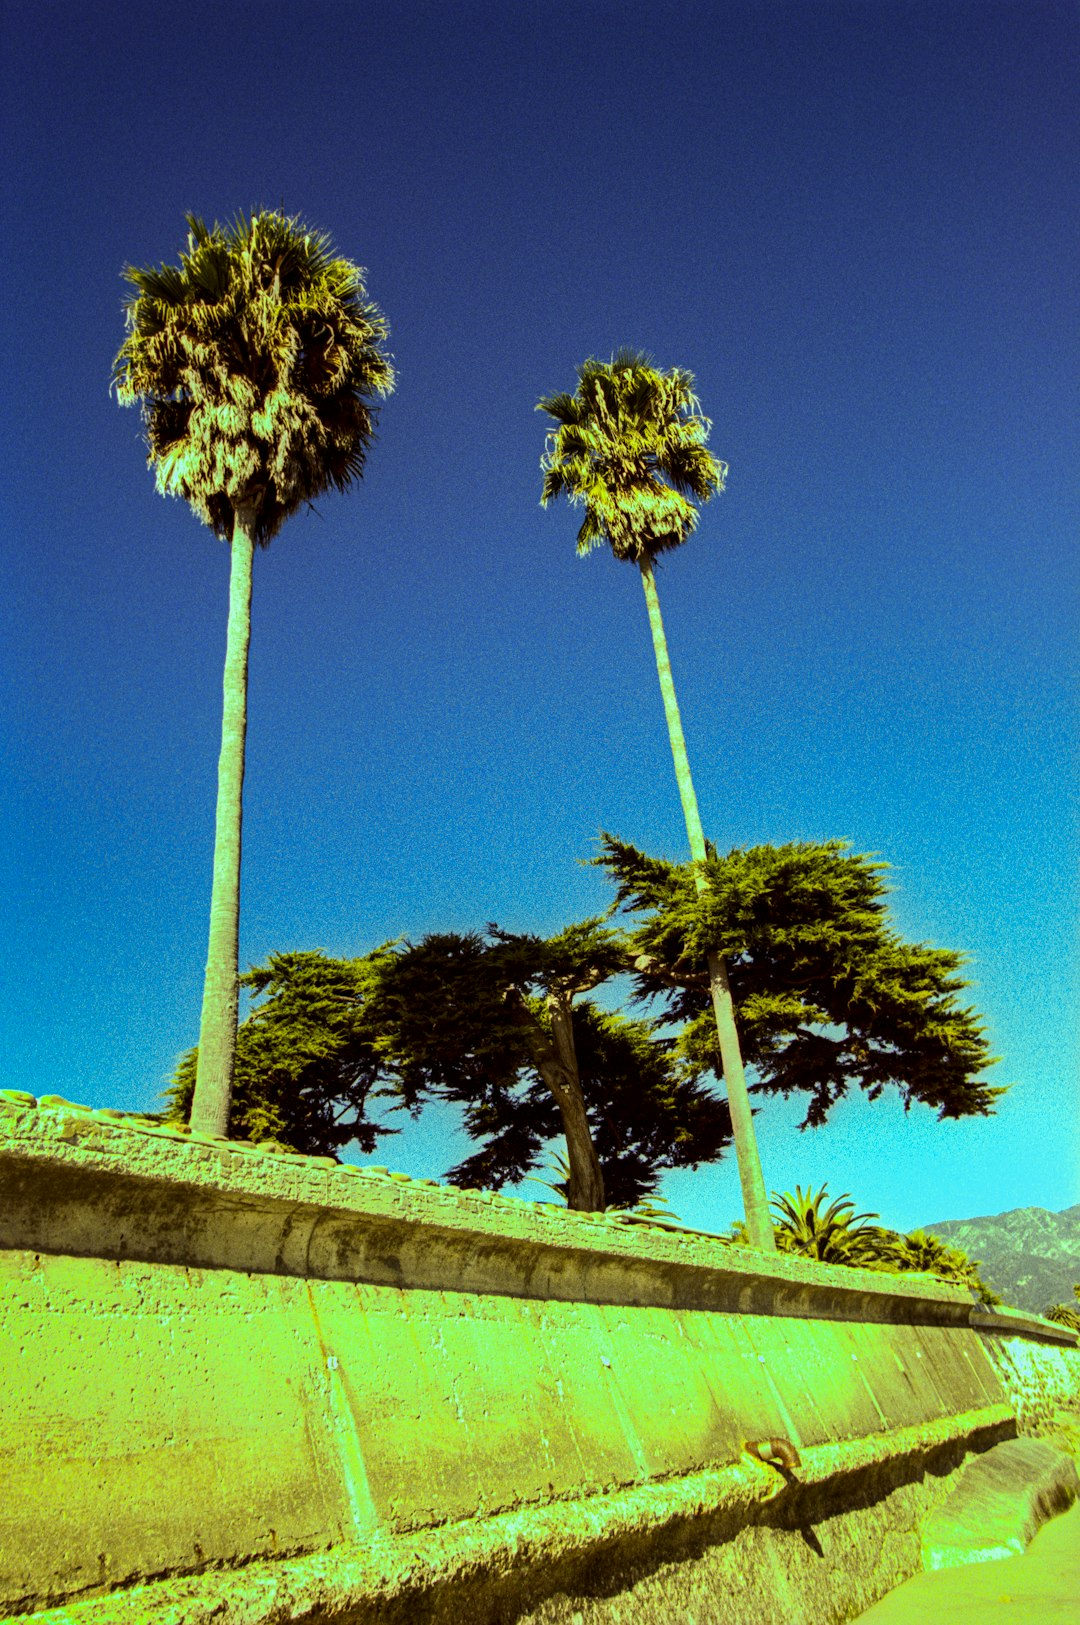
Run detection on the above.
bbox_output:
[114,211,394,1136]
[770,1185,902,1265]
[1045,1286,1080,1331]
[727,1184,1002,1304]
[892,1228,999,1303]
[538,351,774,1250]
[727,1185,899,1265]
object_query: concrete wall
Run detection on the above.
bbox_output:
[1,1095,1075,1624]
[974,1306,1080,1456]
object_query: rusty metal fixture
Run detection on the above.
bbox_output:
[745,1438,802,1470]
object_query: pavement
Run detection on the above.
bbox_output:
[853,1496,1080,1623]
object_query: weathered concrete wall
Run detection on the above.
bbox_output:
[1,1096,1074,1624]
[974,1305,1080,1458]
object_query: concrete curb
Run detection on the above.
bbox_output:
[922,1436,1079,1569]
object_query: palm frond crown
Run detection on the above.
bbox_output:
[768,1184,887,1263]
[537,349,727,565]
[113,210,395,543]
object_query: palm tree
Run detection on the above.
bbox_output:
[537,350,775,1249]
[113,211,394,1137]
[897,1230,1002,1305]
[768,1186,897,1265]
[1045,1285,1080,1331]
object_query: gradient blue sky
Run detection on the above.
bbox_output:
[3,0,1076,1233]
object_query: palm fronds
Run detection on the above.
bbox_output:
[113,209,394,543]
[537,350,726,565]
[724,1184,1000,1301]
[1044,1284,1080,1330]
[765,1184,895,1265]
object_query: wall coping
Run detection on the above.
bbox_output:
[1,1095,1075,1341]
[971,1303,1080,1347]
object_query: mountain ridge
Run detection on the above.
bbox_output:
[919,1203,1080,1315]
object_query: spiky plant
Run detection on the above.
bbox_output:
[1044,1285,1080,1331]
[114,211,394,1136]
[894,1229,1002,1305]
[729,1191,1002,1301]
[537,351,774,1250]
[765,1185,897,1265]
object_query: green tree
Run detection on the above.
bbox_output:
[114,212,394,1138]
[537,351,775,1250]
[598,834,1004,1129]
[166,925,734,1209]
[372,921,732,1209]
[165,949,398,1158]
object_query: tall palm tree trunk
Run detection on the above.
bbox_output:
[189,504,257,1137]
[639,562,775,1251]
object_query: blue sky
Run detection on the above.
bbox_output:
[2,0,1076,1233]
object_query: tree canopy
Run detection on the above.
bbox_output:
[113,210,394,544]
[597,833,1005,1127]
[329,920,733,1207]
[537,349,726,565]
[165,925,734,1207]
[166,949,397,1158]
[165,837,1005,1206]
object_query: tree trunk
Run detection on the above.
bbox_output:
[639,560,775,1251]
[504,987,606,1210]
[189,505,256,1137]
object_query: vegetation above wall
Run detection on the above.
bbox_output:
[1046,1286,1080,1331]
[165,931,733,1209]
[724,1184,1003,1306]
[166,838,1005,1216]
[596,834,1004,1129]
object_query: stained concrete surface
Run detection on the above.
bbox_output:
[853,1496,1080,1622]
[4,1103,1078,1623]
[921,1436,1078,1566]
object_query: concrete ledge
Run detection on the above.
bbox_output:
[922,1436,1080,1569]
[971,1304,1080,1348]
[0,1102,988,1325]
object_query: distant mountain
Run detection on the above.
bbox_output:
[920,1204,1080,1316]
